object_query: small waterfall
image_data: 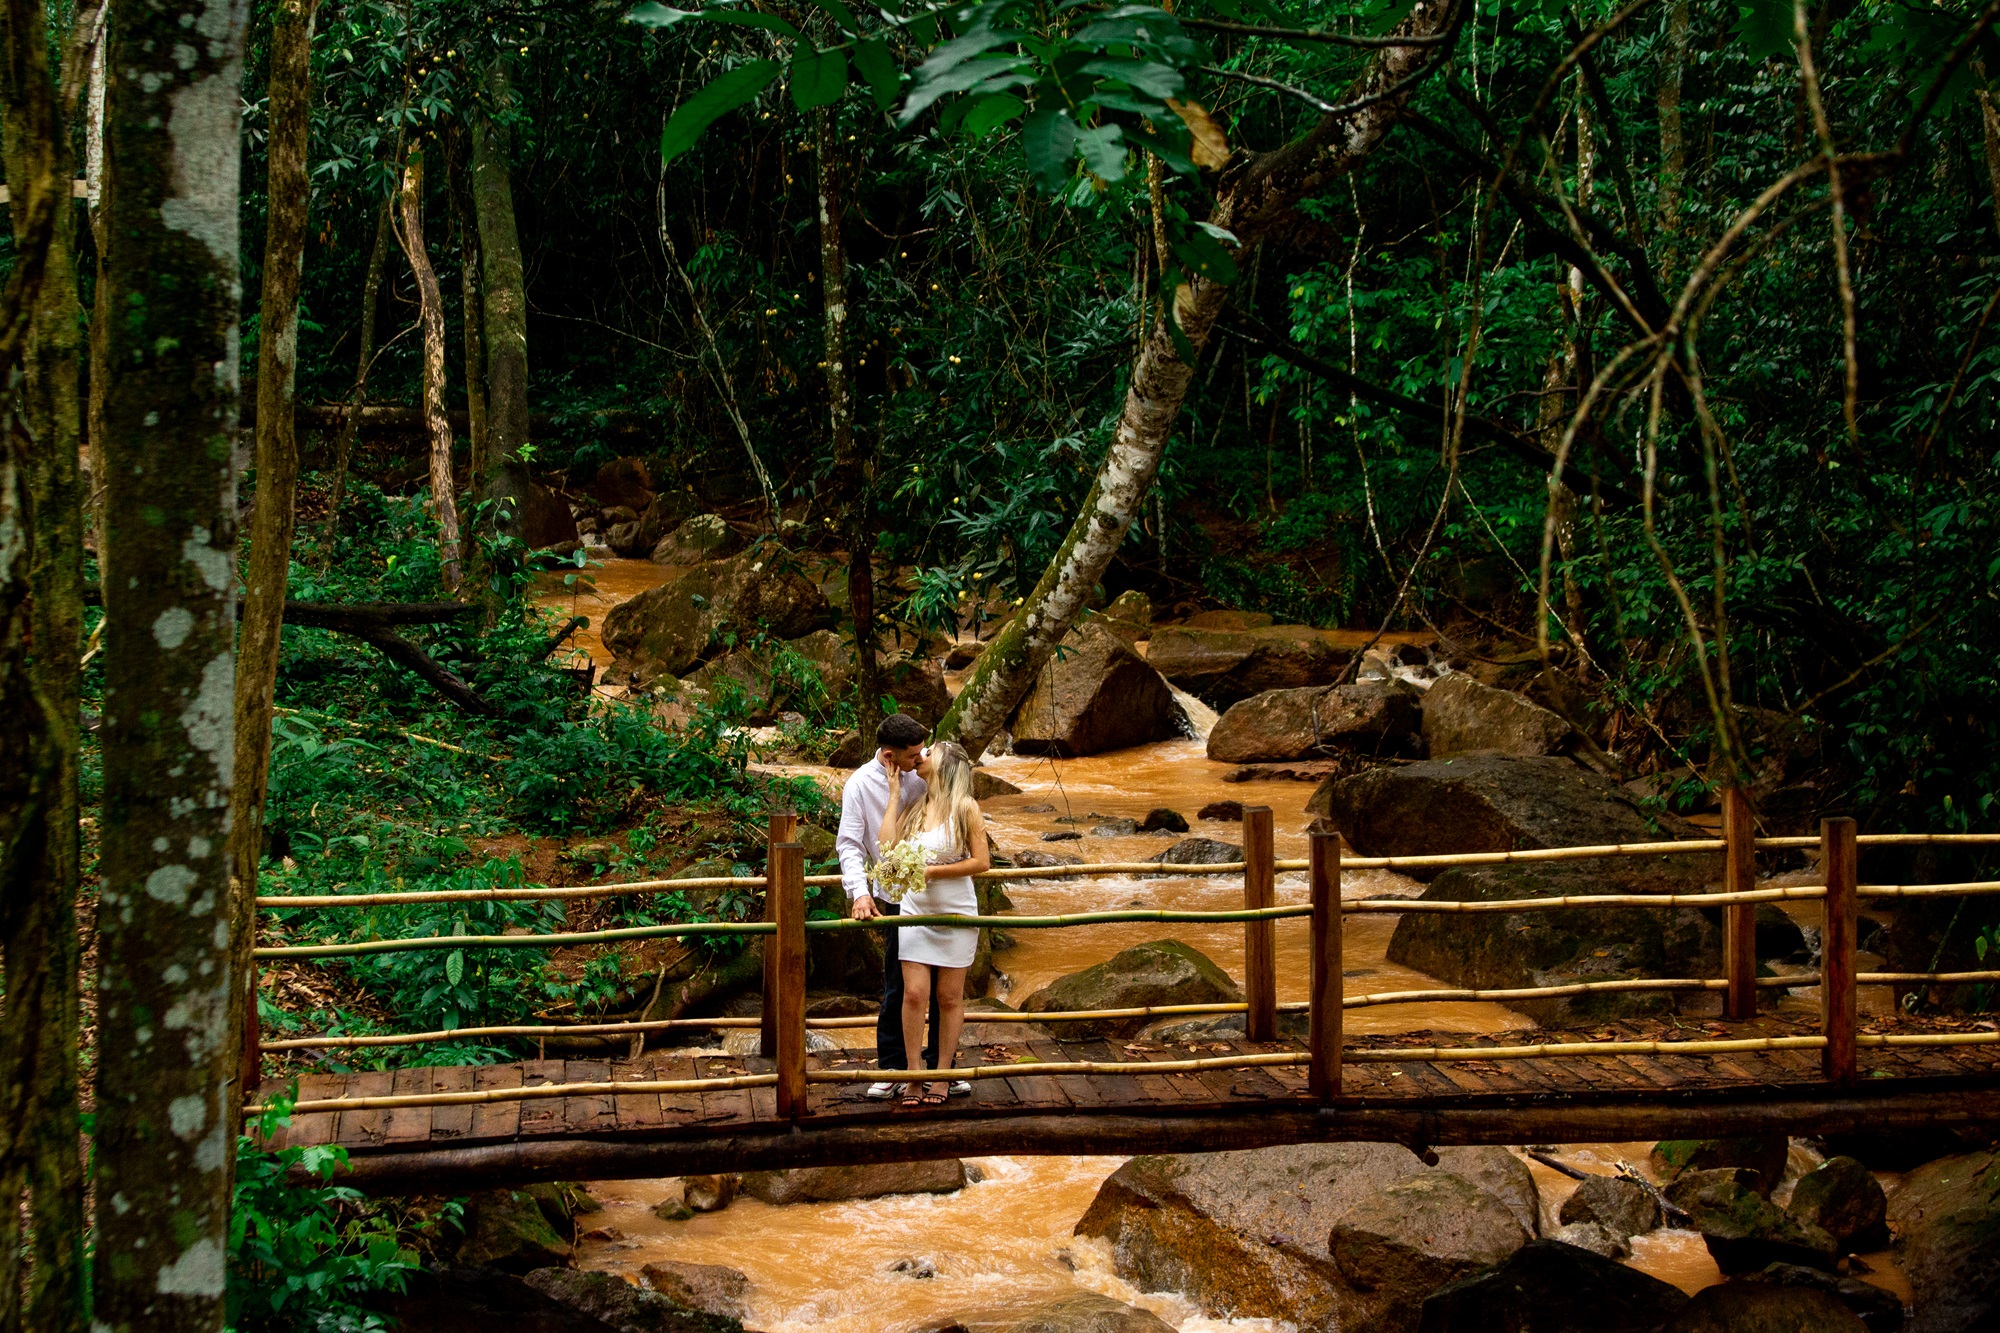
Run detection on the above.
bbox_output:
[1168,685,1218,742]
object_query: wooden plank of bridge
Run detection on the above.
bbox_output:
[1000,1047,1074,1113]
[336,1070,395,1148]
[518,1059,567,1137]
[1822,817,1859,1085]
[745,1052,777,1123]
[1127,1045,1200,1104]
[470,1064,523,1141]
[761,811,797,1059]
[280,1073,345,1148]
[1221,1040,1295,1101]
[650,1054,716,1128]
[1308,831,1342,1101]
[563,1058,618,1135]
[426,1066,475,1141]
[1243,806,1277,1042]
[693,1055,756,1125]
[1427,1058,1496,1099]
[611,1058,663,1131]
[1028,1040,1103,1109]
[1724,787,1758,1019]
[1072,1038,1145,1106]
[772,841,808,1119]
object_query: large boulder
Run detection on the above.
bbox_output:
[510,477,581,550]
[1420,673,1574,757]
[1557,1174,1660,1243]
[522,1268,744,1332]
[1145,625,1346,709]
[650,513,744,565]
[1073,1143,1535,1333]
[1206,681,1420,764]
[1890,1149,2000,1333]
[454,1189,572,1273]
[1735,1265,1906,1332]
[1149,837,1242,865]
[1009,622,1183,757]
[1788,1156,1889,1252]
[590,457,656,512]
[1651,1137,1791,1196]
[640,1262,749,1322]
[1002,1293,1176,1333]
[1327,1171,1531,1333]
[1386,862,1722,1023]
[1020,940,1242,1038]
[738,1159,967,1204]
[1086,589,1152,644]
[633,488,700,555]
[1308,754,1710,877]
[1432,1147,1540,1239]
[1661,1280,1868,1333]
[1665,1168,1838,1274]
[1416,1240,1690,1333]
[384,1266,741,1332]
[601,548,834,684]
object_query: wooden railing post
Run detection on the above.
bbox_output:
[1822,816,1858,1085]
[772,840,809,1118]
[1243,806,1277,1042]
[1308,830,1343,1102]
[1723,787,1757,1020]
[760,810,798,1059]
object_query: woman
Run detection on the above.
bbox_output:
[878,741,990,1107]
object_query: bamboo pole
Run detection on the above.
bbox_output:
[1856,882,2000,898]
[1345,886,1828,913]
[1857,1032,2000,1047]
[808,1051,1311,1082]
[1309,830,1341,1100]
[1823,817,1858,1085]
[245,1072,780,1117]
[761,811,796,1060]
[1244,806,1277,1042]
[1723,787,1757,1020]
[262,1018,762,1049]
[1859,971,2000,984]
[1343,1035,1829,1063]
[773,840,808,1119]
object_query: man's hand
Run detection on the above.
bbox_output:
[850,895,879,921]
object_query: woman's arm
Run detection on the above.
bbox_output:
[878,771,905,855]
[925,803,991,879]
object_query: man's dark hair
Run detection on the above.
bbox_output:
[876,714,928,749]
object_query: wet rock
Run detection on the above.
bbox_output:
[649,513,744,564]
[522,1182,602,1234]
[738,1159,967,1204]
[631,488,698,553]
[523,1268,744,1331]
[1149,836,1242,864]
[1557,1174,1660,1243]
[1737,1264,1905,1332]
[1138,808,1188,833]
[1549,1221,1629,1259]
[381,1266,699,1332]
[973,771,1023,799]
[1889,1149,2000,1332]
[1206,681,1422,764]
[1146,625,1346,709]
[1089,818,1140,836]
[881,653,952,729]
[1196,800,1244,822]
[512,477,582,550]
[1008,622,1183,757]
[1184,609,1274,630]
[650,1198,695,1222]
[1002,1292,1177,1333]
[682,1174,738,1213]
[639,1262,749,1321]
[885,1256,937,1279]
[1666,1168,1838,1273]
[1433,1147,1541,1239]
[1022,940,1243,1039]
[590,457,655,512]
[1309,754,1711,877]
[1419,673,1574,758]
[1660,1280,1867,1332]
[1756,904,1809,960]
[1146,1011,1311,1043]
[1416,1240,1689,1332]
[1652,1138,1790,1195]
[1015,849,1082,868]
[1788,1156,1889,1252]
[602,548,834,684]
[944,638,987,669]
[1086,590,1152,645]
[454,1189,573,1273]
[1818,1129,1992,1173]
[1042,830,1082,842]
[1328,1171,1531,1332]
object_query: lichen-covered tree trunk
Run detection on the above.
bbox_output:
[937,0,1464,756]
[93,1,251,1328]
[229,0,317,1103]
[470,59,537,530]
[816,108,882,736]
[322,196,393,529]
[449,132,490,486]
[396,149,463,587]
[1656,0,1689,262]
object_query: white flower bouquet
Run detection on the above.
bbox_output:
[870,839,928,904]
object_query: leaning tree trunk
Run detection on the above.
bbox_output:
[396,148,462,587]
[449,130,490,486]
[816,107,882,736]
[936,0,1465,757]
[322,196,394,530]
[93,2,251,1330]
[228,0,317,1106]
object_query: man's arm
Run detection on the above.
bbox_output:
[834,768,875,906]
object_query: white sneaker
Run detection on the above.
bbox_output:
[948,1080,972,1097]
[863,1081,899,1099]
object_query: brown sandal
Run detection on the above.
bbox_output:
[919,1084,947,1107]
[900,1086,925,1108]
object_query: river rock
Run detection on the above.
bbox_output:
[632,488,699,554]
[1020,940,1243,1038]
[1008,622,1183,757]
[1002,1293,1177,1332]
[1817,1129,1993,1173]
[1328,1171,1531,1332]
[1557,1174,1660,1242]
[1415,1239,1690,1332]
[738,1159,967,1204]
[1386,862,1722,1023]
[1652,1138,1790,1195]
[523,1268,744,1332]
[1788,1156,1889,1251]
[1433,1147,1540,1238]
[1138,808,1188,833]
[1014,849,1082,868]
[1146,625,1346,708]
[640,1262,749,1321]
[590,457,655,512]
[1737,1264,1906,1332]
[512,476,581,550]
[1666,1168,1838,1273]
[683,1174,738,1213]
[1206,681,1420,764]
[1185,609,1274,629]
[1420,673,1574,757]
[1549,1221,1629,1259]
[974,771,1023,799]
[1149,836,1242,865]
[650,513,744,564]
[454,1188,573,1273]
[1085,590,1152,645]
[1890,1149,2000,1332]
[1309,754,1711,878]
[602,547,834,683]
[1660,1280,1867,1332]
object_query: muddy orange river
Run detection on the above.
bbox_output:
[539,560,1903,1331]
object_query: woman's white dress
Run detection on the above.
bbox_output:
[899,820,979,969]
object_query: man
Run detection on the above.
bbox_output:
[836,713,964,1098]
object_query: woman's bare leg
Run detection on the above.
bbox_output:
[900,960,931,1099]
[931,966,968,1097]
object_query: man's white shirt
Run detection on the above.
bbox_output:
[835,758,927,906]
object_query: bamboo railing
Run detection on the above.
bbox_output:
[244,801,2000,1121]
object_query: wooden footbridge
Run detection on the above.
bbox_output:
[252,803,2000,1192]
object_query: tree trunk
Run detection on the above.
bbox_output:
[469,59,538,533]
[322,196,394,529]
[1978,88,2000,241]
[1656,0,1689,265]
[449,131,489,487]
[816,108,881,736]
[93,2,250,1330]
[396,148,462,588]
[936,0,1464,757]
[229,0,317,1107]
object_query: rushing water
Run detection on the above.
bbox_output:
[547,560,1906,1331]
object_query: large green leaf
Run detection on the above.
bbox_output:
[791,47,850,110]
[1080,56,1183,100]
[628,1,804,38]
[1075,121,1128,182]
[900,54,1033,124]
[660,60,782,165]
[1022,106,1079,190]
[961,91,1026,137]
[1732,0,1793,61]
[853,36,901,111]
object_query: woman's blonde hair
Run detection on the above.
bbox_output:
[898,741,975,853]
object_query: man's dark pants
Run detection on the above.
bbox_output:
[875,897,940,1071]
